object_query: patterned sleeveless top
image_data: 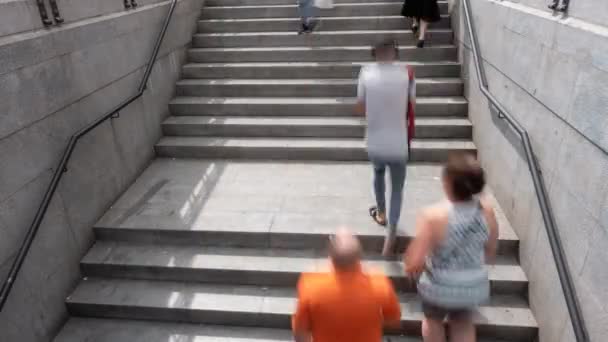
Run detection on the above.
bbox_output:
[428,200,489,272]
[417,199,491,309]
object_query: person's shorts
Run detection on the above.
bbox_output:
[422,301,473,321]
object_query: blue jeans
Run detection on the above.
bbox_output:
[298,0,316,25]
[372,160,407,229]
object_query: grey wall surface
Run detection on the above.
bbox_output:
[451,0,608,341]
[0,0,203,341]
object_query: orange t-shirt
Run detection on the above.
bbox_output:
[292,266,401,342]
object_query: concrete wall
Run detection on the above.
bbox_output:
[451,0,608,341]
[0,0,203,341]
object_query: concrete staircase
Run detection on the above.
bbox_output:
[155,0,475,162]
[53,0,538,341]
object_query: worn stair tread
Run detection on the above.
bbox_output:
[156,136,475,149]
[162,116,471,127]
[170,96,467,105]
[181,61,462,78]
[192,30,454,48]
[184,61,460,67]
[82,242,527,284]
[205,0,410,4]
[202,2,415,9]
[200,2,449,20]
[189,44,456,53]
[66,278,537,329]
[202,2,447,11]
[94,220,517,246]
[198,17,452,34]
[188,46,457,63]
[94,208,517,247]
[176,78,463,86]
[54,318,512,342]
[194,29,452,37]
[205,0,408,5]
[199,14,449,23]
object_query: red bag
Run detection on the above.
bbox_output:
[406,66,416,147]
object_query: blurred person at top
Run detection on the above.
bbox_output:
[292,227,401,342]
[297,0,318,34]
[356,39,416,257]
[405,153,499,342]
[401,0,441,48]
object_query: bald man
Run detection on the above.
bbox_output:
[292,229,402,342]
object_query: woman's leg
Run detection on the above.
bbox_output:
[419,19,429,39]
[448,314,475,342]
[422,317,447,342]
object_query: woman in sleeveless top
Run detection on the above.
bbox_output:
[404,153,499,342]
[401,0,441,48]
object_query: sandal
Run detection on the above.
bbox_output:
[369,206,387,226]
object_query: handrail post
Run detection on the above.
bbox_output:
[461,0,589,340]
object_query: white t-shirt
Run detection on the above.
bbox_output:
[357,62,415,161]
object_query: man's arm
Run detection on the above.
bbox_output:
[292,276,312,342]
[355,67,366,116]
[404,208,436,275]
[377,276,402,329]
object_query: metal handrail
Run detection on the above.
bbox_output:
[0,0,178,312]
[461,0,589,340]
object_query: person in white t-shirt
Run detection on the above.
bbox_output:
[355,39,416,256]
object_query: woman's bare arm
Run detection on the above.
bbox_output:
[480,197,499,264]
[405,208,438,275]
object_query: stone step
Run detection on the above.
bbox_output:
[94,223,518,258]
[198,15,451,33]
[169,96,467,117]
[192,30,454,48]
[181,61,462,79]
[188,45,457,62]
[154,136,476,162]
[175,78,463,97]
[206,0,405,6]
[81,242,528,296]
[60,318,512,342]
[201,3,449,19]
[92,159,520,256]
[65,278,538,341]
[161,116,472,139]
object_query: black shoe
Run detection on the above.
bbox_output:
[411,25,419,36]
[548,0,558,10]
[298,23,308,35]
[416,39,425,48]
[306,20,318,33]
